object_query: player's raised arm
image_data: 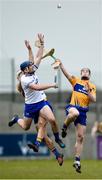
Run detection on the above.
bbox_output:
[25,40,34,63]
[55,59,73,82]
[29,83,58,91]
[34,33,44,67]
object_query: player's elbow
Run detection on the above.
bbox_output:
[93,95,96,102]
[93,98,96,103]
[91,96,96,103]
[93,99,96,103]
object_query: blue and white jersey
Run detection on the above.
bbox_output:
[21,73,46,104]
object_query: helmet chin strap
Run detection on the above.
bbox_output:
[81,76,89,80]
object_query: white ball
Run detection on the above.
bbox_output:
[57,3,61,9]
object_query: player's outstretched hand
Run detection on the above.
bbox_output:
[25,40,31,50]
[38,33,44,45]
[53,83,58,89]
[51,60,61,69]
[55,59,62,64]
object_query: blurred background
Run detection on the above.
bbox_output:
[0,0,102,160]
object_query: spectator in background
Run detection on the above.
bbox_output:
[91,121,102,137]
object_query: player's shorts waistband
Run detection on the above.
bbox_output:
[25,100,46,112]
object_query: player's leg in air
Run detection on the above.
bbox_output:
[44,133,63,166]
[8,114,46,150]
[8,115,32,130]
[8,113,63,165]
[61,106,79,138]
[27,114,47,152]
[39,102,65,149]
[28,118,64,166]
[27,101,65,150]
[73,123,86,173]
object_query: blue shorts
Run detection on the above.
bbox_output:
[65,104,89,126]
[24,100,53,124]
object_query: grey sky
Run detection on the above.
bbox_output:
[0,0,102,92]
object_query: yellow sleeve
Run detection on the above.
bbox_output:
[69,76,77,86]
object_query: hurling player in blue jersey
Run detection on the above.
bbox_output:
[8,34,65,157]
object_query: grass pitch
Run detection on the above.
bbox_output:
[0,159,102,179]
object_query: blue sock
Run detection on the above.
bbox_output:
[52,148,60,159]
[63,124,67,129]
[75,156,80,162]
[35,138,42,148]
[35,141,40,147]
[54,132,60,141]
[13,116,19,123]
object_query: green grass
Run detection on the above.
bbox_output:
[0,159,102,179]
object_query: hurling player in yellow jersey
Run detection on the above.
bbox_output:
[55,60,96,173]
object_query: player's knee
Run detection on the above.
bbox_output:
[71,110,79,119]
[77,133,84,143]
[23,125,30,130]
[69,108,79,118]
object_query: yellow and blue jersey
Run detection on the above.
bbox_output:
[65,76,96,126]
[69,76,96,109]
